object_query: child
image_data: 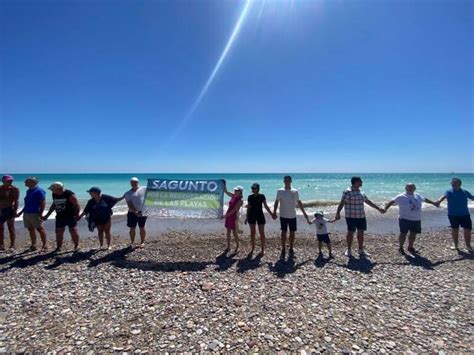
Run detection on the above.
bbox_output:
[307,211,336,258]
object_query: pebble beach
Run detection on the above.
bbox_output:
[0,228,472,353]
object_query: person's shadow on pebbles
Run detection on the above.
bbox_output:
[333,255,377,274]
[236,252,263,274]
[314,254,331,268]
[87,246,135,268]
[268,252,311,278]
[0,250,59,272]
[215,250,239,272]
[378,250,473,270]
[402,250,474,270]
[45,250,99,270]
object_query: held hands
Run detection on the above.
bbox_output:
[334,213,341,221]
[272,212,277,220]
[41,215,48,221]
[244,218,248,225]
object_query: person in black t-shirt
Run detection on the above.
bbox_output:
[245,183,274,255]
[43,182,81,252]
[78,186,124,250]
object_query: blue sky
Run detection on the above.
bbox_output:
[1,0,472,173]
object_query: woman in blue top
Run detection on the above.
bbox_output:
[436,178,473,252]
[78,186,124,250]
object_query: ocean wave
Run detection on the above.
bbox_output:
[301,200,339,207]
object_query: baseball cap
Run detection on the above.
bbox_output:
[234,185,244,192]
[314,210,324,217]
[130,177,139,182]
[48,182,64,190]
[2,175,14,182]
[87,186,101,194]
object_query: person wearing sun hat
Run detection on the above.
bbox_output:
[17,176,48,252]
[223,182,244,252]
[42,182,81,252]
[307,210,337,259]
[0,175,20,250]
[78,186,124,250]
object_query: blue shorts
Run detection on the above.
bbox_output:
[448,215,472,230]
[345,218,367,232]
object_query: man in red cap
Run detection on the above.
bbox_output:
[0,175,20,250]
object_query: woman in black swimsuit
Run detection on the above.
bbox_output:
[245,183,274,255]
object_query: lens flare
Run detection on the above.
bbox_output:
[165,0,253,145]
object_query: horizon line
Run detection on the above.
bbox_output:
[3,172,473,175]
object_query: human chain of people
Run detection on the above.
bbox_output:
[0,175,472,260]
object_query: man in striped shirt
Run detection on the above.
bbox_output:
[335,176,384,257]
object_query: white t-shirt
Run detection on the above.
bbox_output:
[276,188,300,219]
[124,187,146,212]
[311,217,328,235]
[393,193,425,221]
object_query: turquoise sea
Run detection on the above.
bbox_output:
[6,173,474,210]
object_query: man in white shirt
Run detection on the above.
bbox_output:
[273,176,309,257]
[124,177,147,247]
[384,183,438,255]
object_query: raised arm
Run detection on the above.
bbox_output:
[114,195,125,203]
[223,183,234,198]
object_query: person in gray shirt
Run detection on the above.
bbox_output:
[124,177,147,247]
